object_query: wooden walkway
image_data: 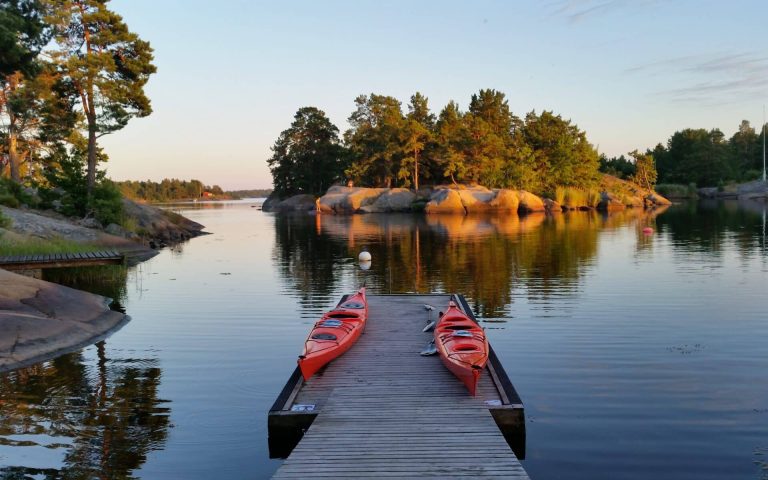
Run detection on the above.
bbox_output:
[0,250,124,270]
[270,294,529,479]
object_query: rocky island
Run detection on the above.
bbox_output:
[263,175,671,215]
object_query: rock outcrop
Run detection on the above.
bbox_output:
[737,180,768,197]
[597,192,627,212]
[456,186,495,213]
[426,186,524,214]
[317,186,387,213]
[0,269,128,373]
[0,200,205,258]
[360,188,417,213]
[262,175,672,216]
[262,193,316,213]
[489,189,520,211]
[517,191,546,213]
[543,198,562,212]
[0,204,156,259]
[644,192,672,207]
[424,188,466,213]
[598,175,671,210]
[697,180,768,200]
[122,199,206,244]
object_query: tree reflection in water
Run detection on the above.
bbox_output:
[43,266,130,313]
[0,342,170,479]
[272,209,666,318]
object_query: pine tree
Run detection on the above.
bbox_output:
[344,94,406,187]
[45,0,156,194]
[268,107,346,197]
[400,92,435,189]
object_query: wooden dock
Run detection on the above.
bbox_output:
[269,294,528,479]
[0,250,125,271]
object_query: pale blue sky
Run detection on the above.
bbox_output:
[102,0,768,189]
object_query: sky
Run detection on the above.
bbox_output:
[102,0,768,190]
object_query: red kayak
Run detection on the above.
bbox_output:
[434,300,488,396]
[298,288,368,380]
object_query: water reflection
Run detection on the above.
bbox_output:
[272,208,670,317]
[43,266,129,312]
[657,200,768,259]
[0,342,170,479]
[1,199,766,479]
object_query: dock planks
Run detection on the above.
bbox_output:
[0,250,124,270]
[271,294,529,479]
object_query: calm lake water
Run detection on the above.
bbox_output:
[1,199,768,479]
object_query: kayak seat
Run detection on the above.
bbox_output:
[454,344,478,351]
[311,333,337,341]
[339,301,365,309]
[326,313,360,319]
[451,330,473,337]
[444,324,476,330]
[319,319,343,328]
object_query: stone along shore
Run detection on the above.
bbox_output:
[263,176,671,215]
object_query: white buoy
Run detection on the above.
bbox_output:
[358,250,372,262]
[358,260,371,271]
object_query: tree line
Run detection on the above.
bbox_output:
[116,179,225,203]
[268,90,601,197]
[601,120,767,187]
[0,0,154,222]
[271,93,768,199]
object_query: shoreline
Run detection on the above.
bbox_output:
[0,202,208,374]
[0,269,129,374]
[263,176,672,215]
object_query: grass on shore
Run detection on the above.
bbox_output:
[0,210,10,229]
[0,235,102,257]
[555,186,602,208]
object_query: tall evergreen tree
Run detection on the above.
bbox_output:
[45,0,156,194]
[434,100,469,184]
[400,92,435,189]
[267,106,346,197]
[0,0,47,77]
[344,94,405,187]
[463,89,517,186]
